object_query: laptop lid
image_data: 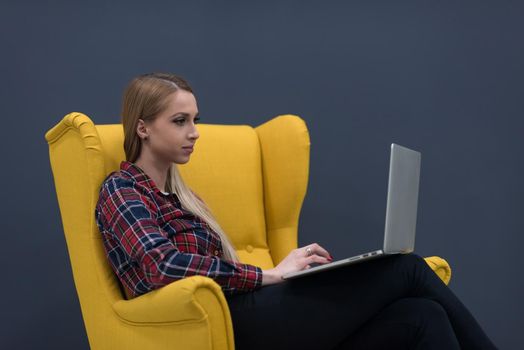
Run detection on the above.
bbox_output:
[383,143,421,254]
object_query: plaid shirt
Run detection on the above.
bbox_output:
[95,161,263,298]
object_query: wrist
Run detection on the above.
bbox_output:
[262,268,282,286]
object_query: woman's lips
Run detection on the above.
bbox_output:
[182,146,194,153]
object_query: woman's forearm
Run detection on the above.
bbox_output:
[262,268,282,286]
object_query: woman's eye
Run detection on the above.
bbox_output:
[174,119,185,125]
[194,117,200,124]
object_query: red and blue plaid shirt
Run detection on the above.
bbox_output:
[95,161,263,298]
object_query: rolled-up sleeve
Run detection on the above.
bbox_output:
[97,177,262,295]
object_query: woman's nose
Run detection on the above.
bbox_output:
[189,125,199,140]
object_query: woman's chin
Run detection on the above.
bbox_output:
[173,155,191,164]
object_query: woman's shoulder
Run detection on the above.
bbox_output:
[99,167,158,203]
[100,169,136,192]
[97,162,163,214]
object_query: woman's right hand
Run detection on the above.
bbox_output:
[262,243,333,286]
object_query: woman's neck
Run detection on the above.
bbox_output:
[134,155,169,192]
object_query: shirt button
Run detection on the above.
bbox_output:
[246,245,254,253]
[214,250,219,256]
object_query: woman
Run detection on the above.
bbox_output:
[95,72,497,349]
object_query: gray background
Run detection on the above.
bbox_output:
[1,0,522,348]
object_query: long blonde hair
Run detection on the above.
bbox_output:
[121,73,239,262]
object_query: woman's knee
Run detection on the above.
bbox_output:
[394,253,433,281]
[396,252,427,267]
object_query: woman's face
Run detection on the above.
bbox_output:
[140,89,200,165]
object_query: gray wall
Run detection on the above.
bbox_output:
[1,0,522,348]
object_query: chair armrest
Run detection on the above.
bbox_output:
[111,258,450,324]
[424,256,452,285]
[112,276,231,325]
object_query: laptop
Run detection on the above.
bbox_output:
[282,143,421,280]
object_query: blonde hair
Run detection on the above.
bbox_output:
[121,73,239,262]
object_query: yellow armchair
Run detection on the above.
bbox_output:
[45,112,451,350]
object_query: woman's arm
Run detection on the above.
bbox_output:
[261,268,281,286]
[96,177,262,294]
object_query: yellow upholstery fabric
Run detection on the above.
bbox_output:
[45,112,452,350]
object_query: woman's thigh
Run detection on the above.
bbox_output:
[226,254,435,350]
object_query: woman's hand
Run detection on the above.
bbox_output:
[262,243,333,286]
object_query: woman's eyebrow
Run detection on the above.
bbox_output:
[171,112,200,118]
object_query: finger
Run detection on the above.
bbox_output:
[310,243,333,260]
[306,255,331,265]
[302,245,315,257]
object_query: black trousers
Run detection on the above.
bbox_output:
[225,254,497,350]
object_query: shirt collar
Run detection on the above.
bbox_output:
[119,161,172,197]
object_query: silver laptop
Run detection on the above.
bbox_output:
[282,143,421,280]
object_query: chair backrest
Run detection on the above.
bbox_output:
[45,112,310,339]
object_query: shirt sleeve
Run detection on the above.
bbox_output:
[97,177,263,295]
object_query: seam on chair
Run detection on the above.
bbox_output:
[193,284,235,350]
[113,313,209,327]
[266,226,296,231]
[252,124,270,252]
[192,291,215,350]
[46,124,75,144]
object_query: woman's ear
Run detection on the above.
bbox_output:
[136,119,149,140]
